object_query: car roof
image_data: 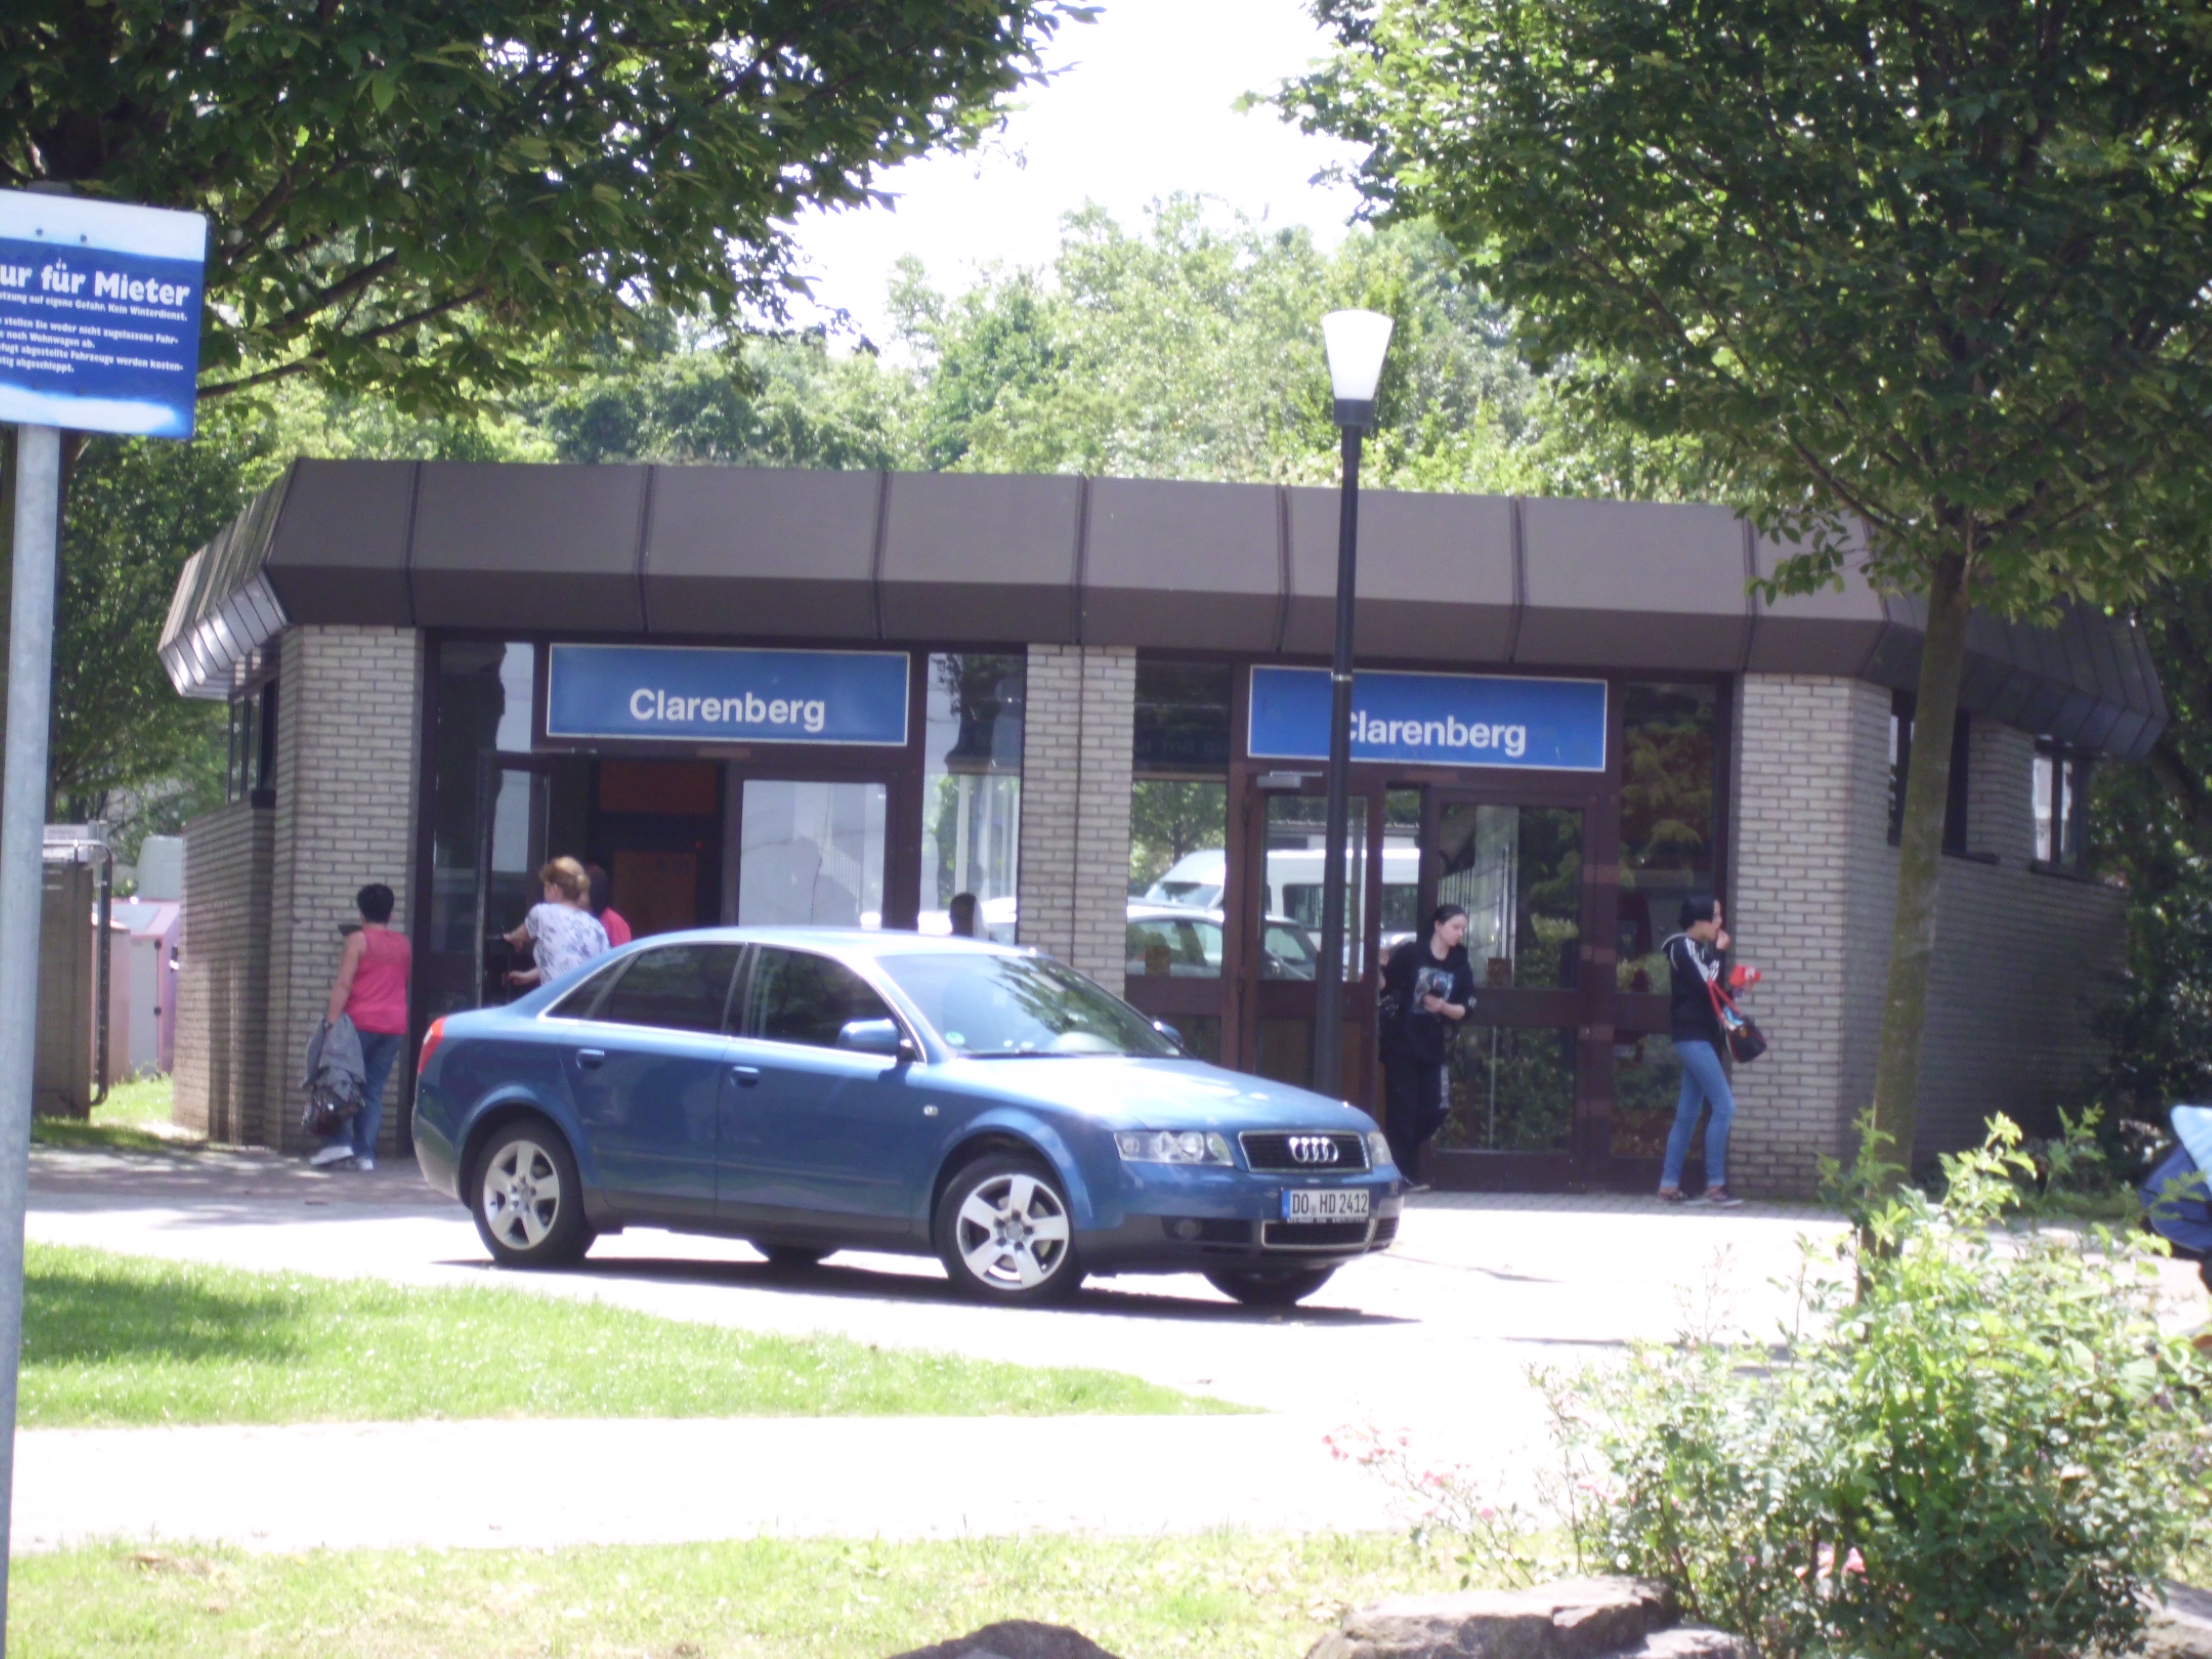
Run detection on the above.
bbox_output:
[611,926,1022,959]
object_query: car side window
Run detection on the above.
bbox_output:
[594,944,742,1035]
[544,956,629,1021]
[745,948,895,1049]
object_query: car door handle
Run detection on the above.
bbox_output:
[730,1065,761,1087]
[576,1049,606,1070]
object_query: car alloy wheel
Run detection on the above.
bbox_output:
[937,1156,1080,1303]
[1204,1267,1337,1308]
[473,1124,591,1267]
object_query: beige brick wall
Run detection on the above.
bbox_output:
[1728,679,2125,1194]
[260,626,424,1154]
[1018,645,1136,993]
[174,799,274,1142]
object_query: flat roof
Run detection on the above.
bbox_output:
[159,459,2165,759]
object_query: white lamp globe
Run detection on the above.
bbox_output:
[1322,308,1395,425]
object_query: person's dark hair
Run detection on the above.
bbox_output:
[1678,895,1718,929]
[1431,903,1468,930]
[585,863,613,917]
[356,883,395,924]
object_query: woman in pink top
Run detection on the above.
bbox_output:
[587,863,633,947]
[312,883,413,1171]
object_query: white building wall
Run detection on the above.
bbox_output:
[1017,645,1136,995]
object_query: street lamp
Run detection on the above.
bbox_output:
[1312,308,1393,1101]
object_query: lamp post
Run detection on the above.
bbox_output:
[1312,308,1394,1100]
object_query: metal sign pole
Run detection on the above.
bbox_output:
[0,421,60,1640]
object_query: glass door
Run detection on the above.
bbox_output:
[475,755,551,1006]
[1424,791,1598,1188]
[1239,778,1382,1105]
[729,776,890,928]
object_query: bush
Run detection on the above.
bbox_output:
[1549,1117,2211,1659]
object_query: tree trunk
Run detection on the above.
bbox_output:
[1868,548,1973,1181]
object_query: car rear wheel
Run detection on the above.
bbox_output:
[759,1245,832,1271]
[1205,1267,1337,1308]
[935,1155,1082,1304]
[473,1123,592,1268]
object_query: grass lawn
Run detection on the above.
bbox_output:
[31,1075,203,1153]
[25,1244,1238,1427]
[12,1532,1463,1658]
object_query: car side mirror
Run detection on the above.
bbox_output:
[837,1018,909,1058]
[1153,1019,1186,1052]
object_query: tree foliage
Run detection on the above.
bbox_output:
[1287,0,2212,1164]
[0,0,1084,406]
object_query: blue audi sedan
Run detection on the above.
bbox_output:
[413,930,1401,1306]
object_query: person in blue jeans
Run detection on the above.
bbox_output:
[310,883,413,1171]
[1658,895,1742,1207]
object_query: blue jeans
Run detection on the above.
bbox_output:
[328,1031,404,1160]
[1661,1038,1735,1191]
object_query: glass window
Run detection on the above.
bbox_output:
[1130,781,1230,911]
[1437,804,1582,990]
[745,948,894,1048]
[1381,790,1422,956]
[737,779,886,928]
[1439,1024,1578,1152]
[1133,660,1232,773]
[878,951,1177,1058]
[1889,692,1969,854]
[1127,909,1223,979]
[920,653,1023,941]
[595,944,742,1035]
[1618,684,1716,993]
[2033,742,2092,869]
[545,956,628,1022]
[1610,1032,1685,1158]
[428,642,536,959]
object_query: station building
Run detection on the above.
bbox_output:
[158,460,2164,1195]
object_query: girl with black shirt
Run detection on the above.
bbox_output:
[1378,904,1476,1186]
[1659,895,1742,1207]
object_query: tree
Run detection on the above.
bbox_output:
[1288,0,2212,1167]
[0,0,1086,407]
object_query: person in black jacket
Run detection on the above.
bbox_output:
[1660,895,1742,1206]
[1377,903,1476,1187]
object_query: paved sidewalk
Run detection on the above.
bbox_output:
[17,1415,1395,1554]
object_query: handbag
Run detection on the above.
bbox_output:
[1706,976,1768,1065]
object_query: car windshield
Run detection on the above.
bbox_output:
[877,951,1179,1059]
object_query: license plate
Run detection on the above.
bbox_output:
[1280,1187,1371,1223]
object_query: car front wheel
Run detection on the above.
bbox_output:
[1205,1267,1336,1308]
[472,1123,592,1268]
[935,1155,1082,1304]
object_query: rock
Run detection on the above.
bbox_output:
[1307,1576,1753,1659]
[884,1620,1125,1659]
[2147,1582,2212,1658]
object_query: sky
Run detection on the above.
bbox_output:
[783,0,1369,347]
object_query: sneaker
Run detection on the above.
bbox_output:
[354,1156,375,1172]
[1704,1186,1745,1208]
[1657,1186,1687,1203]
[309,1145,354,1167]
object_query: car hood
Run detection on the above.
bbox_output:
[936,1055,1379,1134]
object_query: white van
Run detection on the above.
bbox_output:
[1144,845,1420,934]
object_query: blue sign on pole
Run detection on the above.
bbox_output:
[0,190,208,439]
[546,644,911,748]
[1248,666,1608,772]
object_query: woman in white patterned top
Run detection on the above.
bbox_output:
[503,856,610,989]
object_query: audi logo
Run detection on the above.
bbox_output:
[1288,1135,1341,1166]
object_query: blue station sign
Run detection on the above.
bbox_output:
[0,189,208,439]
[546,644,911,748]
[1248,666,1608,772]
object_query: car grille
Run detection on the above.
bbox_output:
[1262,1220,1373,1249]
[1239,1131,1369,1173]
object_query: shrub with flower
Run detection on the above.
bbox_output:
[1324,1422,1554,1588]
[1549,1115,2212,1658]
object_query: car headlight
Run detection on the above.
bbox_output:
[1367,1131,1394,1169]
[1115,1130,1235,1166]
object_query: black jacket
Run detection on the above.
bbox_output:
[1666,933,1725,1047]
[1380,938,1476,1065]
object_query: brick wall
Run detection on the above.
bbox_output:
[1727,678,2125,1194]
[1018,645,1136,993]
[259,626,424,1154]
[174,799,274,1141]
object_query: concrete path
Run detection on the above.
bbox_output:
[23,1144,2204,1555]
